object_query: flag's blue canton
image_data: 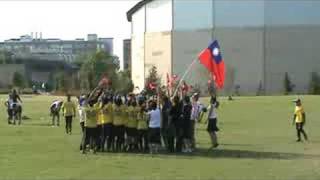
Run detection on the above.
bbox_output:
[208,40,223,64]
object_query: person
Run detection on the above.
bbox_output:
[61,94,76,135]
[50,100,63,126]
[112,96,126,152]
[190,93,202,149]
[96,97,104,152]
[99,93,114,152]
[4,94,13,124]
[169,95,183,153]
[125,98,138,152]
[207,95,220,149]
[161,95,171,151]
[11,89,22,104]
[181,95,192,153]
[9,89,23,125]
[81,99,99,154]
[78,95,87,133]
[147,98,162,154]
[137,100,149,152]
[292,99,308,142]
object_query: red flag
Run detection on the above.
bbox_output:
[198,40,225,89]
[182,81,190,93]
[148,82,157,90]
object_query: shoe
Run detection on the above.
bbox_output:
[213,143,219,148]
[296,139,301,142]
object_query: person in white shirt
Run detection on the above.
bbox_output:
[207,95,220,149]
[50,100,63,126]
[147,100,161,154]
[190,93,202,149]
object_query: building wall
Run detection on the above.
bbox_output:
[145,31,172,85]
[131,6,146,89]
[123,39,131,70]
[129,0,320,94]
[265,26,320,94]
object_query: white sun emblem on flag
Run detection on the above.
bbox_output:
[213,48,219,56]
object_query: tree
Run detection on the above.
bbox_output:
[284,72,294,95]
[145,66,161,96]
[114,70,134,94]
[79,51,120,91]
[12,71,26,88]
[309,71,320,95]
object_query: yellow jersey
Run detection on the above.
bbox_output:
[113,104,127,126]
[99,102,113,124]
[84,104,99,128]
[137,107,148,130]
[62,101,76,117]
[294,106,305,123]
[126,106,138,128]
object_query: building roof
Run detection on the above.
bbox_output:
[126,0,154,22]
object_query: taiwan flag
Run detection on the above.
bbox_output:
[198,40,225,89]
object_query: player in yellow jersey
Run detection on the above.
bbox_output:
[112,96,126,152]
[81,100,99,154]
[137,100,149,152]
[61,94,77,135]
[99,94,114,151]
[292,99,308,142]
[125,99,139,152]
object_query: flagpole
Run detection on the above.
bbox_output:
[172,58,197,97]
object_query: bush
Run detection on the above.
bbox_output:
[309,72,320,95]
[0,88,11,94]
[284,72,294,95]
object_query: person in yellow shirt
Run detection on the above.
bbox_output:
[137,100,149,152]
[61,94,76,135]
[292,99,308,142]
[125,99,139,152]
[113,96,126,152]
[81,100,99,154]
[99,94,114,152]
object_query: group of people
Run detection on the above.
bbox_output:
[50,86,221,154]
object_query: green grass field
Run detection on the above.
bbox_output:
[0,95,320,180]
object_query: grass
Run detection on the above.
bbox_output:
[0,95,320,180]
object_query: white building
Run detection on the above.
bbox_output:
[127,0,320,95]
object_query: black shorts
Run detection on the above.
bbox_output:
[113,125,125,138]
[104,123,113,137]
[148,128,161,144]
[127,127,137,137]
[207,118,219,132]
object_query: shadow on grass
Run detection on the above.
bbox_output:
[94,147,320,160]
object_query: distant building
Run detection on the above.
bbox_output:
[0,33,113,63]
[0,33,114,86]
[123,39,131,71]
[127,0,320,95]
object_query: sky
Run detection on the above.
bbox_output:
[0,0,139,69]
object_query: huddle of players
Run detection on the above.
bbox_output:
[79,88,206,154]
[80,90,157,154]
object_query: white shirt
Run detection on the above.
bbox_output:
[191,101,202,121]
[208,103,217,119]
[148,108,161,128]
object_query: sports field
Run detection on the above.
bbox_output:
[0,95,320,180]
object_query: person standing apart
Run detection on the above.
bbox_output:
[62,94,76,135]
[207,95,220,149]
[292,99,308,142]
